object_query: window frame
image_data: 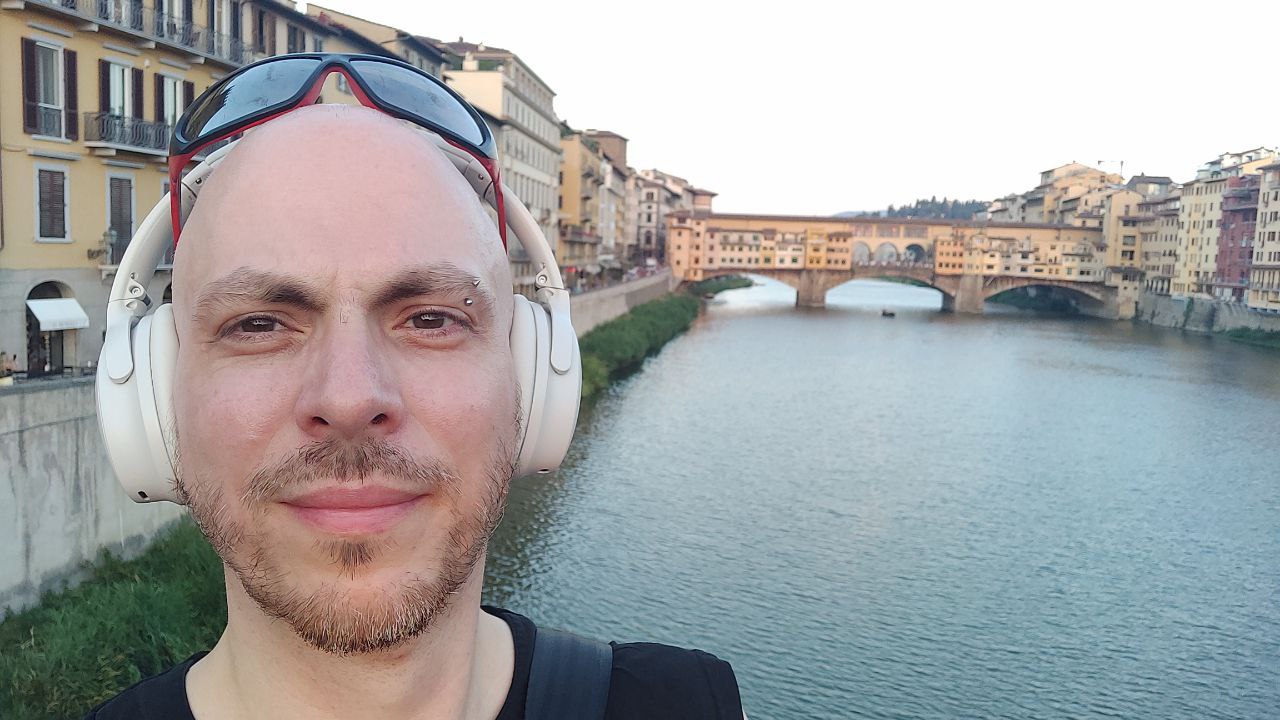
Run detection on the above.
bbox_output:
[33,40,66,140]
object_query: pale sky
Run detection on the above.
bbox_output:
[311,0,1279,215]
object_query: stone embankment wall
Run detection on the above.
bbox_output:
[0,273,677,615]
[0,378,184,614]
[569,270,677,334]
[1136,290,1280,333]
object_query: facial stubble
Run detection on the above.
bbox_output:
[175,435,516,655]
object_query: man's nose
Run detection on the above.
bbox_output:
[294,321,405,440]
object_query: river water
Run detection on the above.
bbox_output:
[483,279,1280,719]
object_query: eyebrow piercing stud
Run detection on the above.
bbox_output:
[464,298,474,306]
[472,279,480,287]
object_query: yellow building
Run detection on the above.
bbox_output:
[666,211,1105,287]
[1248,161,1280,312]
[304,4,444,77]
[1,0,398,376]
[557,127,603,290]
[1137,192,1181,295]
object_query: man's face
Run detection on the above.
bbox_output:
[170,106,520,654]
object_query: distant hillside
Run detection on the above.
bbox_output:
[837,197,987,220]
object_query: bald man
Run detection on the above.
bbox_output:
[86,106,742,719]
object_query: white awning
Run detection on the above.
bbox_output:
[26,298,89,331]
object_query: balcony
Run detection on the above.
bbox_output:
[84,111,169,155]
[24,0,260,66]
[561,228,601,244]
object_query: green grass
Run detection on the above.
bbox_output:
[579,293,701,400]
[688,276,752,296]
[0,521,225,720]
[1221,327,1280,349]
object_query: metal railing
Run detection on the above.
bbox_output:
[84,111,169,153]
[23,102,65,137]
[30,0,260,66]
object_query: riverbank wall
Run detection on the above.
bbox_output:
[569,269,678,334]
[0,272,679,615]
[1136,290,1280,334]
[0,378,184,615]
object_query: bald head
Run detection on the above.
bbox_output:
[173,104,511,309]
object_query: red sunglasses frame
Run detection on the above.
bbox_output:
[166,65,507,247]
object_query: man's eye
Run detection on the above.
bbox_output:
[410,312,452,330]
[236,317,280,333]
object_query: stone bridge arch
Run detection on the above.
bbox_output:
[981,277,1108,304]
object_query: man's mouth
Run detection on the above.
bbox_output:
[280,486,427,534]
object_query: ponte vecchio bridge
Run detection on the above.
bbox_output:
[665,211,1133,319]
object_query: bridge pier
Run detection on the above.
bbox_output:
[950,274,986,314]
[795,269,847,307]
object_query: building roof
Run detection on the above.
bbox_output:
[1127,175,1173,184]
[688,186,718,197]
[423,37,556,95]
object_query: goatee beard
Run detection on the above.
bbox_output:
[176,436,514,655]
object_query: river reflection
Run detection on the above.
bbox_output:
[484,278,1280,719]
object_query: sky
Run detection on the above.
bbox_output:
[311,0,1279,216]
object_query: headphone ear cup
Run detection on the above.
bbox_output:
[509,294,547,477]
[95,303,180,503]
[508,293,582,478]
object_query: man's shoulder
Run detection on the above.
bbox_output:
[82,653,204,720]
[605,640,743,720]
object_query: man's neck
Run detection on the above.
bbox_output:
[186,566,514,720]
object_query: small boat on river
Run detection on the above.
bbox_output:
[881,309,896,318]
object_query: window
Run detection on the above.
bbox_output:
[157,75,181,126]
[107,175,134,262]
[287,25,304,54]
[22,39,77,139]
[106,62,131,117]
[36,166,69,242]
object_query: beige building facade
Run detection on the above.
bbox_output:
[438,40,560,286]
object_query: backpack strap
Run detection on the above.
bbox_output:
[525,626,614,720]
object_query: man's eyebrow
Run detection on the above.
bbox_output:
[370,264,496,318]
[192,267,329,323]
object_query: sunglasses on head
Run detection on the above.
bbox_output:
[168,52,506,246]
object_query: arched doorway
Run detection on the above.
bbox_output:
[24,281,87,377]
[874,242,899,263]
[905,243,927,263]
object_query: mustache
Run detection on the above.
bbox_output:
[241,439,461,504]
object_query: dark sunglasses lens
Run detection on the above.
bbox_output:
[350,60,486,148]
[183,58,319,141]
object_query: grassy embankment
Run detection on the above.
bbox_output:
[577,275,747,399]
[0,276,749,719]
[0,522,224,719]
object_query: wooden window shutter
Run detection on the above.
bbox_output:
[21,38,38,133]
[38,169,66,239]
[64,50,78,140]
[131,68,143,118]
[109,177,133,239]
[155,74,164,122]
[99,59,110,113]
[183,81,194,109]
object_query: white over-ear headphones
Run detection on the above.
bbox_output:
[96,138,581,504]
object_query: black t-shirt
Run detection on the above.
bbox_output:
[85,606,742,719]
